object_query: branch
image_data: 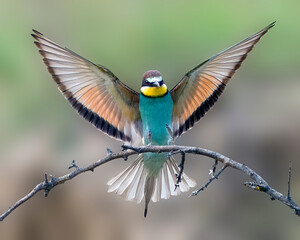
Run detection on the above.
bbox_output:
[1,145,299,221]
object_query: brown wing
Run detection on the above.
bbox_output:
[170,22,275,138]
[32,30,142,143]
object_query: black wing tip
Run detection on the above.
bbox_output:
[31,32,45,43]
[268,21,276,29]
[32,29,43,36]
[260,21,275,34]
[31,34,40,41]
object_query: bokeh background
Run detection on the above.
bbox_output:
[1,0,299,239]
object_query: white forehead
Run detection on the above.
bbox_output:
[146,76,162,82]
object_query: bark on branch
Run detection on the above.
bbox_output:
[0,145,299,221]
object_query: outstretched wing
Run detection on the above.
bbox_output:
[170,22,275,138]
[32,30,142,143]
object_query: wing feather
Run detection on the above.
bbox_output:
[32,30,142,143]
[170,22,275,138]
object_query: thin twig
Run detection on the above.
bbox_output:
[1,144,300,221]
[288,161,292,200]
[175,151,186,190]
[191,165,227,196]
[211,159,219,176]
[68,160,79,170]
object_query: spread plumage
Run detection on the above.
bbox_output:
[32,22,275,217]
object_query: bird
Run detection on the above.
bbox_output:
[32,22,274,217]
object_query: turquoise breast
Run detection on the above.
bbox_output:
[139,92,173,145]
[139,92,173,176]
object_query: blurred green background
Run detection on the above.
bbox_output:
[1,0,300,239]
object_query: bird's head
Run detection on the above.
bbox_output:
[141,70,168,97]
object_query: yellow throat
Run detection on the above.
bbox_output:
[141,84,168,97]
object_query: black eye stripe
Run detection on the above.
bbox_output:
[142,78,165,87]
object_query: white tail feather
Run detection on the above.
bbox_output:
[107,155,196,204]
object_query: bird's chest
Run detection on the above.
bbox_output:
[139,93,173,145]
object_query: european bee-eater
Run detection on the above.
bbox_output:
[32,22,274,217]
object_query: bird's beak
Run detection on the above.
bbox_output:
[153,82,160,87]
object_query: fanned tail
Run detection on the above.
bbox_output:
[107,155,146,203]
[107,155,196,217]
